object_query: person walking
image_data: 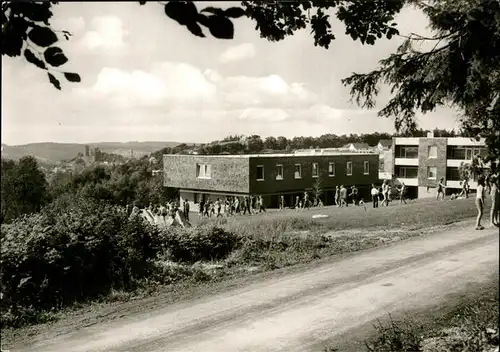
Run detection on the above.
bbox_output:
[258,195,266,213]
[350,185,359,206]
[399,182,407,205]
[204,200,211,218]
[235,197,241,215]
[371,183,379,208]
[183,200,190,222]
[215,198,223,218]
[198,199,204,219]
[303,191,310,210]
[381,180,390,207]
[242,196,250,215]
[334,186,340,207]
[279,195,285,210]
[489,175,499,227]
[340,185,348,207]
[436,178,446,200]
[458,179,469,198]
[475,176,486,230]
[295,195,301,211]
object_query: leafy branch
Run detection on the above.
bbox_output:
[342,0,500,169]
[2,1,80,90]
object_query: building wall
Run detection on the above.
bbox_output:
[382,149,393,174]
[248,154,379,197]
[417,138,448,187]
[163,155,250,193]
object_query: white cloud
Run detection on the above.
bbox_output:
[238,108,290,122]
[85,63,317,111]
[52,16,86,36]
[81,16,127,50]
[219,43,256,63]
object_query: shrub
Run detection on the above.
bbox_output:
[157,225,242,263]
[0,196,161,327]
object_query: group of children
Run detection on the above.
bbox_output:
[128,200,191,222]
[198,195,266,218]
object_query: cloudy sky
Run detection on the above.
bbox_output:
[2,1,461,145]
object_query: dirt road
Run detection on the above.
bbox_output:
[14,226,499,352]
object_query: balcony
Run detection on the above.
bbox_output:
[396,177,419,186]
[446,180,479,190]
[394,158,419,166]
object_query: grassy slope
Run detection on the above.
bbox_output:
[196,197,480,231]
[0,197,488,348]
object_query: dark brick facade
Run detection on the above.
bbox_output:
[248,154,379,195]
[417,138,448,187]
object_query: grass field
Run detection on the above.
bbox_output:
[195,197,482,232]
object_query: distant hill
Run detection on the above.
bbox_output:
[1,141,182,164]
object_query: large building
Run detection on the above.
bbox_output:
[163,150,379,209]
[392,133,488,198]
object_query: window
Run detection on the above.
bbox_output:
[396,166,418,178]
[312,163,319,178]
[256,165,264,181]
[196,163,212,179]
[427,166,437,180]
[395,145,419,158]
[346,161,353,176]
[466,148,474,160]
[294,164,302,179]
[363,161,369,175]
[428,145,438,159]
[276,164,284,180]
[447,146,486,160]
[328,162,335,177]
[446,167,461,181]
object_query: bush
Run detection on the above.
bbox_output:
[157,225,242,263]
[0,196,161,327]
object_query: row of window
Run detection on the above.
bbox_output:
[256,161,370,181]
[396,145,438,159]
[396,145,487,160]
[395,166,441,180]
[196,161,371,180]
[447,146,485,160]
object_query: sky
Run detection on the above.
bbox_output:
[1,1,462,145]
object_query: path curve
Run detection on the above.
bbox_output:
[14,226,499,352]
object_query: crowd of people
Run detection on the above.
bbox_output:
[125,174,499,230]
[127,200,191,223]
[197,195,268,219]
[194,182,409,220]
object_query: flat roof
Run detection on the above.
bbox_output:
[163,151,378,158]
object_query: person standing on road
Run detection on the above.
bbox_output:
[475,176,486,230]
[489,175,499,227]
[279,195,285,210]
[371,183,379,208]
